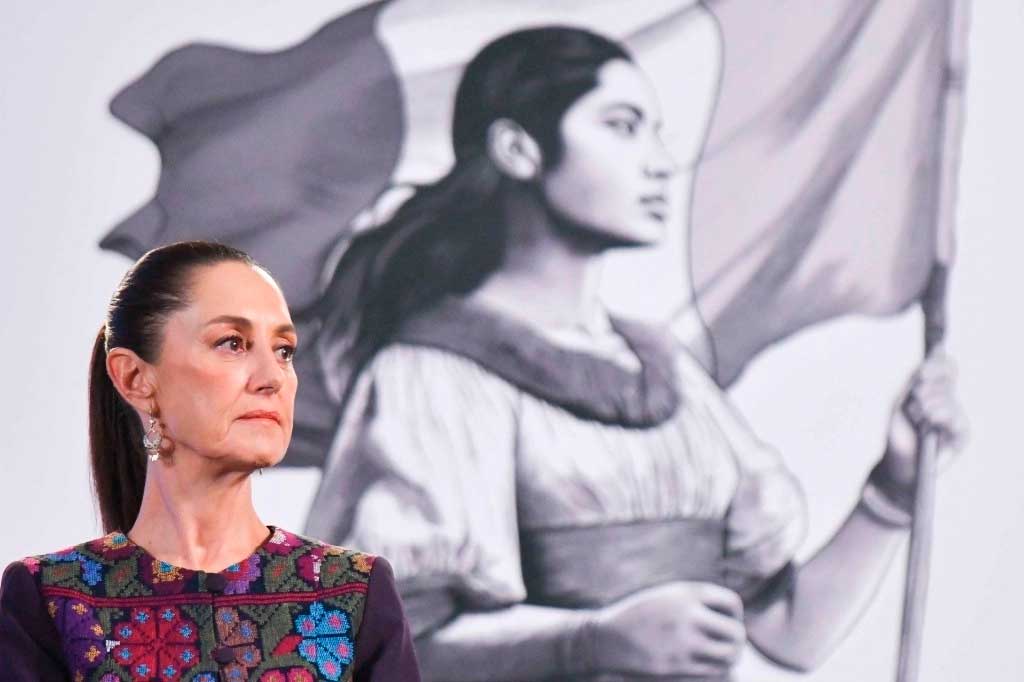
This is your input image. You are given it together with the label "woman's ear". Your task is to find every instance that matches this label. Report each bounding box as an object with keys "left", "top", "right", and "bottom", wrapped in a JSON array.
[
  {"left": 106, "top": 348, "right": 156, "bottom": 415},
  {"left": 486, "top": 118, "right": 543, "bottom": 181}
]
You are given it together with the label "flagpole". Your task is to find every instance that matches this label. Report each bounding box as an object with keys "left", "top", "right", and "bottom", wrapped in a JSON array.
[
  {"left": 893, "top": 0, "right": 970, "bottom": 674},
  {"left": 895, "top": 263, "right": 948, "bottom": 682}
]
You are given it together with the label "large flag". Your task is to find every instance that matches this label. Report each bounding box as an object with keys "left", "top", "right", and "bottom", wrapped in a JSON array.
[
  {"left": 691, "top": 0, "right": 967, "bottom": 384},
  {"left": 101, "top": 0, "right": 968, "bottom": 461}
]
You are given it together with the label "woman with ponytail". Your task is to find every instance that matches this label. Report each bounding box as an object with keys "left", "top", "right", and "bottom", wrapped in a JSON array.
[
  {"left": 304, "top": 27, "right": 967, "bottom": 680},
  {"left": 0, "top": 241, "right": 420, "bottom": 681}
]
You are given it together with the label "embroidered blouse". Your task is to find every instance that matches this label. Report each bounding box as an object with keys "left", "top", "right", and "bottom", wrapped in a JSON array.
[
  {"left": 0, "top": 527, "right": 420, "bottom": 682},
  {"left": 304, "top": 297, "right": 807, "bottom": 636}
]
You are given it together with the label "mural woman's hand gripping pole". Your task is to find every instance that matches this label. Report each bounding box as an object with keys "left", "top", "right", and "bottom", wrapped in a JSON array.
[{"left": 881, "top": 265, "right": 967, "bottom": 682}]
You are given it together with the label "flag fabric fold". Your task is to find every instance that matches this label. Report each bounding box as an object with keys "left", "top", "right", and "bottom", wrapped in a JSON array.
[
  {"left": 103, "top": 0, "right": 404, "bottom": 312},
  {"left": 691, "top": 0, "right": 966, "bottom": 384}
]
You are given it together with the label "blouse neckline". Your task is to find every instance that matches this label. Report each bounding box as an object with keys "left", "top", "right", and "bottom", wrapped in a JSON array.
[
  {"left": 392, "top": 296, "right": 682, "bottom": 428},
  {"left": 119, "top": 524, "right": 278, "bottom": 576}
]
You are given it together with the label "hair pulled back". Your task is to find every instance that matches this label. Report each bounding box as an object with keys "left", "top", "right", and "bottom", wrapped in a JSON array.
[
  {"left": 89, "top": 240, "right": 257, "bottom": 532},
  {"left": 311, "top": 27, "right": 631, "bottom": 400}
]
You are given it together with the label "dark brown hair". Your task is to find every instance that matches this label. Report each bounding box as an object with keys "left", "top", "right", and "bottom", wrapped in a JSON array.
[
  {"left": 309, "top": 27, "right": 632, "bottom": 401},
  {"left": 89, "top": 240, "right": 258, "bottom": 533}
]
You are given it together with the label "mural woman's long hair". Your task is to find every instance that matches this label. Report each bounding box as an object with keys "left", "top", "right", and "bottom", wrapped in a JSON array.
[{"left": 305, "top": 27, "right": 632, "bottom": 402}]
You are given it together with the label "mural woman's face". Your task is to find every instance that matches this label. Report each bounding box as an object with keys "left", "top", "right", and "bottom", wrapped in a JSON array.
[
  {"left": 541, "top": 58, "right": 677, "bottom": 246},
  {"left": 151, "top": 262, "right": 298, "bottom": 470}
]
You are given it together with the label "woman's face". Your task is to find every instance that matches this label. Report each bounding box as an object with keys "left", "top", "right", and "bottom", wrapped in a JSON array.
[
  {"left": 540, "top": 58, "right": 677, "bottom": 246},
  {"left": 150, "top": 261, "right": 298, "bottom": 470}
]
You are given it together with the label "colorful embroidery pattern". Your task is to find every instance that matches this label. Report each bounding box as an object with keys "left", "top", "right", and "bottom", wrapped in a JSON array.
[
  {"left": 294, "top": 602, "right": 355, "bottom": 681},
  {"left": 23, "top": 528, "right": 374, "bottom": 681},
  {"left": 48, "top": 597, "right": 106, "bottom": 676},
  {"left": 108, "top": 606, "right": 199, "bottom": 681},
  {"left": 260, "top": 669, "right": 316, "bottom": 682}
]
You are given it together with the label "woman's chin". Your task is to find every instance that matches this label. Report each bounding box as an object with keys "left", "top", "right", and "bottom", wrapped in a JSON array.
[
  {"left": 599, "top": 215, "right": 666, "bottom": 247},
  {"left": 607, "top": 229, "right": 663, "bottom": 249},
  {"left": 221, "top": 441, "right": 288, "bottom": 470}
]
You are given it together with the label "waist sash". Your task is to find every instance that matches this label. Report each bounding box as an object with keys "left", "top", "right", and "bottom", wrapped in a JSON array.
[{"left": 520, "top": 518, "right": 726, "bottom": 609}]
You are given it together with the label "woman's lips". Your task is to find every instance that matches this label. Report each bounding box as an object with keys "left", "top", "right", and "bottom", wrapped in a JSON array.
[
  {"left": 238, "top": 410, "right": 281, "bottom": 424},
  {"left": 640, "top": 195, "right": 669, "bottom": 220}
]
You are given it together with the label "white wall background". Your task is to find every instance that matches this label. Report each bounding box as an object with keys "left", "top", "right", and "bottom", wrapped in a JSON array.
[{"left": 1, "top": 2, "right": 1021, "bottom": 680}]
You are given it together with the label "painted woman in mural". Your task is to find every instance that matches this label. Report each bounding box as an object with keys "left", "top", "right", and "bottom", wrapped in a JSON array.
[{"left": 302, "top": 27, "right": 965, "bottom": 680}]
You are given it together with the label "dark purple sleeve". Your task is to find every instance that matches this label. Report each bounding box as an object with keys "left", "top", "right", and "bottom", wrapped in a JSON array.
[
  {"left": 352, "top": 557, "right": 422, "bottom": 682},
  {"left": 0, "top": 562, "right": 69, "bottom": 681}
]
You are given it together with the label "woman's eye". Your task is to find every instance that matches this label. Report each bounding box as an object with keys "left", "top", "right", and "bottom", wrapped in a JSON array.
[
  {"left": 276, "top": 345, "right": 296, "bottom": 363},
  {"left": 216, "top": 335, "right": 246, "bottom": 353},
  {"left": 607, "top": 118, "right": 639, "bottom": 136}
]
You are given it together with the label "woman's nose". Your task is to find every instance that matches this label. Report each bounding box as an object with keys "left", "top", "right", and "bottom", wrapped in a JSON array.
[
  {"left": 644, "top": 141, "right": 679, "bottom": 180},
  {"left": 250, "top": 347, "right": 284, "bottom": 394}
]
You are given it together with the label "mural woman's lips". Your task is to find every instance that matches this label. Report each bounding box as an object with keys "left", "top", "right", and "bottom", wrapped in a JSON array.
[
  {"left": 640, "top": 194, "right": 669, "bottom": 221},
  {"left": 639, "top": 194, "right": 668, "bottom": 207}
]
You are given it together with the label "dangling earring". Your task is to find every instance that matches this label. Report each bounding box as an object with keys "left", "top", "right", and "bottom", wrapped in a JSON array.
[{"left": 142, "top": 414, "right": 162, "bottom": 462}]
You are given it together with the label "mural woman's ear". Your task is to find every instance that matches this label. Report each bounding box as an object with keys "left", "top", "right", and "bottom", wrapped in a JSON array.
[{"left": 485, "top": 118, "right": 543, "bottom": 181}]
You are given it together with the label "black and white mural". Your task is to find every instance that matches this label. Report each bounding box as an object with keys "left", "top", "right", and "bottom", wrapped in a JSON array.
[{"left": 3, "top": 1, "right": 1022, "bottom": 680}]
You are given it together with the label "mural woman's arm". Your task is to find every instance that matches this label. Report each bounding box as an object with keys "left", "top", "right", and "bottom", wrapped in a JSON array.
[{"left": 746, "top": 350, "right": 967, "bottom": 670}]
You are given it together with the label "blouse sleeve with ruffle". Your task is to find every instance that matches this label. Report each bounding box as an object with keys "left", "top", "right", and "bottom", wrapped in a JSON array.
[
  {"left": 674, "top": 347, "right": 808, "bottom": 608},
  {"left": 305, "top": 344, "right": 523, "bottom": 636}
]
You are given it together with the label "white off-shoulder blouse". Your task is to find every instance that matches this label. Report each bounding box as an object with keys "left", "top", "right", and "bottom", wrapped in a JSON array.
[{"left": 305, "top": 298, "right": 806, "bottom": 631}]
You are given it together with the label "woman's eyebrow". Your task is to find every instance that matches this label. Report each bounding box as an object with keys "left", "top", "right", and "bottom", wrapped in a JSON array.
[
  {"left": 204, "top": 314, "right": 251, "bottom": 329},
  {"left": 601, "top": 102, "right": 644, "bottom": 120},
  {"left": 203, "top": 315, "right": 296, "bottom": 336}
]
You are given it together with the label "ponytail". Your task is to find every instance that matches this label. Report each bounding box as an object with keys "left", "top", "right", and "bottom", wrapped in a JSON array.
[
  {"left": 311, "top": 154, "right": 506, "bottom": 401},
  {"left": 90, "top": 240, "right": 261, "bottom": 533},
  {"left": 89, "top": 327, "right": 146, "bottom": 533}
]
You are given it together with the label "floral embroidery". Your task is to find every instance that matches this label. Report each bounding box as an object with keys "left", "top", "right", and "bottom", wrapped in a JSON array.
[
  {"left": 81, "top": 559, "right": 104, "bottom": 587},
  {"left": 109, "top": 607, "right": 199, "bottom": 681},
  {"left": 351, "top": 553, "right": 374, "bottom": 574},
  {"left": 139, "top": 558, "right": 188, "bottom": 596},
  {"left": 272, "top": 634, "right": 302, "bottom": 656},
  {"left": 106, "top": 533, "right": 130, "bottom": 550},
  {"left": 49, "top": 597, "right": 107, "bottom": 676},
  {"left": 320, "top": 557, "right": 346, "bottom": 586},
  {"left": 296, "top": 550, "right": 322, "bottom": 586},
  {"left": 259, "top": 668, "right": 315, "bottom": 682},
  {"left": 214, "top": 607, "right": 263, "bottom": 675},
  {"left": 265, "top": 528, "right": 304, "bottom": 556},
  {"left": 293, "top": 601, "right": 355, "bottom": 681},
  {"left": 150, "top": 561, "right": 182, "bottom": 584},
  {"left": 89, "top": 532, "right": 136, "bottom": 560},
  {"left": 44, "top": 548, "right": 83, "bottom": 562},
  {"left": 27, "top": 529, "right": 373, "bottom": 681},
  {"left": 223, "top": 554, "right": 261, "bottom": 594},
  {"left": 222, "top": 663, "right": 250, "bottom": 682}
]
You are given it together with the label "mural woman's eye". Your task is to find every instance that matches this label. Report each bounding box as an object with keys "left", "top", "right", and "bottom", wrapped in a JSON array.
[{"left": 606, "top": 118, "right": 639, "bottom": 136}]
